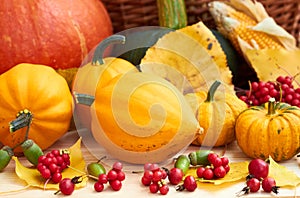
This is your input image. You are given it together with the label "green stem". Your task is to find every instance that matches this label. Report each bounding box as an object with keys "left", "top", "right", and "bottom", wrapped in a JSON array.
[
  {"left": 9, "top": 109, "right": 33, "bottom": 149},
  {"left": 92, "top": 35, "right": 126, "bottom": 65},
  {"left": 267, "top": 98, "right": 276, "bottom": 115},
  {"left": 73, "top": 92, "right": 95, "bottom": 106},
  {"left": 205, "top": 80, "right": 221, "bottom": 102}
]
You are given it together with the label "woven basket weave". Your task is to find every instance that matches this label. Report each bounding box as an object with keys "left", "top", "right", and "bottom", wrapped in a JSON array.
[{"left": 101, "top": 0, "right": 300, "bottom": 46}]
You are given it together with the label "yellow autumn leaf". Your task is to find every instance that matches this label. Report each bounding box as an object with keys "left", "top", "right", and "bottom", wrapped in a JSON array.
[
  {"left": 13, "top": 138, "right": 87, "bottom": 190},
  {"left": 268, "top": 157, "right": 300, "bottom": 187},
  {"left": 245, "top": 48, "right": 300, "bottom": 87},
  {"left": 186, "top": 161, "right": 249, "bottom": 185}
]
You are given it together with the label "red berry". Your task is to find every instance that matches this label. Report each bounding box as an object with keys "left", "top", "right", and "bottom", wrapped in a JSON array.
[
  {"left": 144, "top": 163, "right": 152, "bottom": 171},
  {"left": 202, "top": 168, "right": 214, "bottom": 180},
  {"left": 248, "top": 159, "right": 269, "bottom": 180},
  {"left": 43, "top": 157, "right": 52, "bottom": 166},
  {"left": 159, "top": 184, "right": 169, "bottom": 195},
  {"left": 214, "top": 166, "right": 227, "bottom": 178},
  {"left": 59, "top": 178, "right": 75, "bottom": 195},
  {"left": 149, "top": 163, "right": 160, "bottom": 172},
  {"left": 183, "top": 175, "right": 197, "bottom": 192},
  {"left": 212, "top": 157, "right": 223, "bottom": 168},
  {"left": 196, "top": 167, "right": 206, "bottom": 178},
  {"left": 38, "top": 155, "right": 46, "bottom": 164},
  {"left": 221, "top": 157, "right": 229, "bottom": 166},
  {"left": 107, "top": 169, "right": 118, "bottom": 181},
  {"left": 52, "top": 172, "right": 62, "bottom": 184},
  {"left": 48, "top": 163, "right": 58, "bottom": 173},
  {"left": 98, "top": 173, "right": 108, "bottom": 184},
  {"left": 246, "top": 178, "right": 260, "bottom": 192},
  {"left": 168, "top": 167, "right": 183, "bottom": 185},
  {"left": 160, "top": 168, "right": 168, "bottom": 179},
  {"left": 94, "top": 182, "right": 104, "bottom": 192},
  {"left": 141, "top": 176, "right": 151, "bottom": 186},
  {"left": 109, "top": 179, "right": 122, "bottom": 191},
  {"left": 262, "top": 177, "right": 279, "bottom": 193},
  {"left": 149, "top": 183, "right": 159, "bottom": 193},
  {"left": 152, "top": 170, "right": 163, "bottom": 183},
  {"left": 55, "top": 155, "right": 63, "bottom": 165},
  {"left": 41, "top": 168, "right": 51, "bottom": 179},
  {"left": 112, "top": 161, "right": 123, "bottom": 172},
  {"left": 51, "top": 149, "right": 60, "bottom": 156},
  {"left": 117, "top": 171, "right": 126, "bottom": 181},
  {"left": 207, "top": 153, "right": 218, "bottom": 164},
  {"left": 223, "top": 164, "right": 230, "bottom": 173},
  {"left": 143, "top": 170, "right": 153, "bottom": 181}
]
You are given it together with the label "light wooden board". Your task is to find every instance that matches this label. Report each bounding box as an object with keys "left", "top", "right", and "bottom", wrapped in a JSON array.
[{"left": 0, "top": 131, "right": 299, "bottom": 198}]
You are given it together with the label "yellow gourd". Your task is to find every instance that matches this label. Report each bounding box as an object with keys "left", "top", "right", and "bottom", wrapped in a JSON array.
[
  {"left": 72, "top": 35, "right": 138, "bottom": 131},
  {"left": 185, "top": 80, "right": 247, "bottom": 147},
  {"left": 90, "top": 71, "right": 201, "bottom": 164}
]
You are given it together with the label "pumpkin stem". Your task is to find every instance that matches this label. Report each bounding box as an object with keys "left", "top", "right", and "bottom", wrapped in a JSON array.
[
  {"left": 205, "top": 80, "right": 221, "bottom": 102},
  {"left": 267, "top": 97, "right": 276, "bottom": 115},
  {"left": 92, "top": 35, "right": 126, "bottom": 65},
  {"left": 73, "top": 92, "right": 95, "bottom": 106},
  {"left": 9, "top": 109, "right": 33, "bottom": 133}
]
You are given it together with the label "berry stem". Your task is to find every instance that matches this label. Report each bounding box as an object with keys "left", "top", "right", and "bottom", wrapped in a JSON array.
[{"left": 67, "top": 165, "right": 98, "bottom": 180}]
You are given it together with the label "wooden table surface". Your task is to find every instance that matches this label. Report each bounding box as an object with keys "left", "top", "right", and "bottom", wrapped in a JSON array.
[{"left": 1, "top": 130, "right": 299, "bottom": 198}]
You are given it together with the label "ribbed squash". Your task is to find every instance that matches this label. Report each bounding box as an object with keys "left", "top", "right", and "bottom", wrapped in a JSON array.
[
  {"left": 0, "top": 63, "right": 73, "bottom": 153},
  {"left": 157, "top": 0, "right": 187, "bottom": 29},
  {"left": 235, "top": 98, "right": 300, "bottom": 161},
  {"left": 186, "top": 80, "right": 247, "bottom": 147},
  {"left": 72, "top": 35, "right": 138, "bottom": 131},
  {"left": 90, "top": 71, "right": 201, "bottom": 164}
]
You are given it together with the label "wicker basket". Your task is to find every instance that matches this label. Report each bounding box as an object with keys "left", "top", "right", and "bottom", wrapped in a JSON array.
[{"left": 102, "top": 0, "right": 300, "bottom": 46}]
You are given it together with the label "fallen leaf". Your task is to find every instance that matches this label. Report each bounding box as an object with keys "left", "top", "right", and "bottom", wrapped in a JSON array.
[
  {"left": 13, "top": 138, "right": 87, "bottom": 190},
  {"left": 268, "top": 157, "right": 300, "bottom": 187},
  {"left": 186, "top": 161, "right": 249, "bottom": 185},
  {"left": 245, "top": 48, "right": 300, "bottom": 87}
]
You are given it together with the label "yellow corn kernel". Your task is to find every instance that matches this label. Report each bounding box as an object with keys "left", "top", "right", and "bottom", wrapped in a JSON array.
[
  {"left": 209, "top": 2, "right": 284, "bottom": 54},
  {"left": 225, "top": 11, "right": 284, "bottom": 53}
]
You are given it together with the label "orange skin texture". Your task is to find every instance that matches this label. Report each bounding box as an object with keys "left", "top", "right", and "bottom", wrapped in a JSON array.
[{"left": 0, "top": 0, "right": 113, "bottom": 73}]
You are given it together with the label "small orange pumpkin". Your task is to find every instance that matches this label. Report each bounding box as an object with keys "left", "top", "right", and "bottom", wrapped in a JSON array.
[
  {"left": 0, "top": 63, "right": 73, "bottom": 153},
  {"left": 235, "top": 98, "right": 300, "bottom": 161}
]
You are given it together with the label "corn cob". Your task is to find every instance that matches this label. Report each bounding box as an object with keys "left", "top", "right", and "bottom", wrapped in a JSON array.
[{"left": 208, "top": 1, "right": 284, "bottom": 54}]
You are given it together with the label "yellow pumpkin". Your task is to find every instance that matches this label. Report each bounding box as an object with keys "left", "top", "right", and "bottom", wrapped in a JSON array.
[
  {"left": 0, "top": 63, "right": 73, "bottom": 153},
  {"left": 185, "top": 80, "right": 247, "bottom": 147},
  {"left": 72, "top": 35, "right": 138, "bottom": 131},
  {"left": 235, "top": 98, "right": 300, "bottom": 161},
  {"left": 90, "top": 71, "right": 201, "bottom": 164}
]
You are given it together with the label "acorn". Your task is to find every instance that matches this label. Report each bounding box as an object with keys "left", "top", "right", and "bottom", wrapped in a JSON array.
[
  {"left": 87, "top": 161, "right": 106, "bottom": 179},
  {"left": 21, "top": 139, "right": 43, "bottom": 166},
  {"left": 0, "top": 146, "right": 14, "bottom": 171}
]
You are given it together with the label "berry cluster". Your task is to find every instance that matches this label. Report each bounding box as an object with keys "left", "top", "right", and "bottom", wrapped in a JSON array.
[
  {"left": 94, "top": 161, "right": 125, "bottom": 192},
  {"left": 239, "top": 159, "right": 279, "bottom": 195},
  {"left": 238, "top": 75, "right": 300, "bottom": 107},
  {"left": 196, "top": 153, "right": 230, "bottom": 180},
  {"left": 37, "top": 149, "right": 70, "bottom": 183},
  {"left": 141, "top": 163, "right": 169, "bottom": 195}
]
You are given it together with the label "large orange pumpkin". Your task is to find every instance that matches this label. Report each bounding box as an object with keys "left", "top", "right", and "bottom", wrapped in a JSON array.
[{"left": 0, "top": 0, "right": 113, "bottom": 85}]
